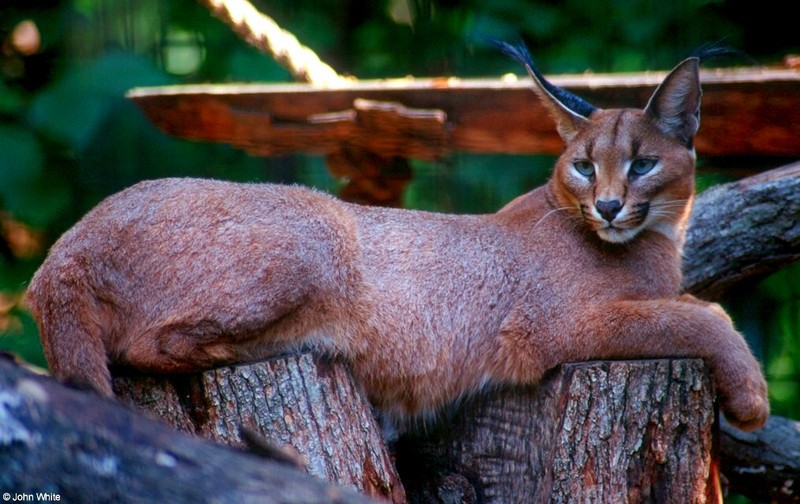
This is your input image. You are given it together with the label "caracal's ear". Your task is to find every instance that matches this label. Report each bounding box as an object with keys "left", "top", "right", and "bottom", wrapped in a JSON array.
[
  {"left": 493, "top": 40, "right": 597, "bottom": 142},
  {"left": 644, "top": 57, "right": 701, "bottom": 148}
]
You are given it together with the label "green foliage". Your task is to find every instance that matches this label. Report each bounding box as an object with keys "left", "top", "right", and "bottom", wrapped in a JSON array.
[
  {"left": 752, "top": 264, "right": 800, "bottom": 419},
  {"left": 0, "top": 1, "right": 798, "bottom": 453},
  {"left": 0, "top": 125, "right": 47, "bottom": 225},
  {"left": 28, "top": 52, "right": 170, "bottom": 148},
  {"left": 406, "top": 154, "right": 554, "bottom": 213},
  {"left": 0, "top": 304, "right": 46, "bottom": 368}
]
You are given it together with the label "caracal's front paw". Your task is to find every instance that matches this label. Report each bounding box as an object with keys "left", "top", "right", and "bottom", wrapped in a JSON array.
[{"left": 719, "top": 366, "right": 769, "bottom": 432}]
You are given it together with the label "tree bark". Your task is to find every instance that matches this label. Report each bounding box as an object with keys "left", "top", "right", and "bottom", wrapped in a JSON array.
[
  {"left": 684, "top": 161, "right": 800, "bottom": 299},
  {"left": 0, "top": 356, "right": 376, "bottom": 504},
  {"left": 113, "top": 353, "right": 407, "bottom": 504},
  {"left": 394, "top": 359, "right": 720, "bottom": 504},
  {"left": 721, "top": 415, "right": 800, "bottom": 502}
]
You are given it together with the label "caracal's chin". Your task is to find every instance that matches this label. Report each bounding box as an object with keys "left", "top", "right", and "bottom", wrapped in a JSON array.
[{"left": 596, "top": 225, "right": 642, "bottom": 244}]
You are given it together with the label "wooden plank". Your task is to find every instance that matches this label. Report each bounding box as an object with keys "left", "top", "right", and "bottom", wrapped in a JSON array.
[{"left": 128, "top": 68, "right": 800, "bottom": 158}]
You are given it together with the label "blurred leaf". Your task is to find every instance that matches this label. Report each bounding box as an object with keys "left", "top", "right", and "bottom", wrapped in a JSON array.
[
  {"left": 0, "top": 125, "right": 42, "bottom": 184},
  {"left": 288, "top": 8, "right": 339, "bottom": 56},
  {"left": 695, "top": 171, "right": 735, "bottom": 193},
  {"left": 0, "top": 259, "right": 40, "bottom": 291},
  {"left": 73, "top": 0, "right": 101, "bottom": 17},
  {"left": 15, "top": 176, "right": 72, "bottom": 229},
  {"left": 226, "top": 46, "right": 291, "bottom": 82},
  {"left": 0, "top": 125, "right": 44, "bottom": 220},
  {"left": 759, "top": 262, "right": 800, "bottom": 301},
  {"left": 405, "top": 154, "right": 553, "bottom": 213},
  {"left": 161, "top": 27, "right": 206, "bottom": 76},
  {"left": 28, "top": 51, "right": 172, "bottom": 150},
  {"left": 28, "top": 87, "right": 107, "bottom": 150},
  {"left": 0, "top": 307, "right": 47, "bottom": 369},
  {"left": 0, "top": 124, "right": 72, "bottom": 227},
  {"left": 0, "top": 81, "right": 24, "bottom": 115}
]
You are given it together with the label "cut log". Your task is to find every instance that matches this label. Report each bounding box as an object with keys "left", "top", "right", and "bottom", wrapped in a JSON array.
[
  {"left": 113, "top": 353, "right": 407, "bottom": 504},
  {"left": 0, "top": 356, "right": 376, "bottom": 504},
  {"left": 684, "top": 161, "right": 800, "bottom": 299},
  {"left": 394, "top": 359, "right": 720, "bottom": 504}
]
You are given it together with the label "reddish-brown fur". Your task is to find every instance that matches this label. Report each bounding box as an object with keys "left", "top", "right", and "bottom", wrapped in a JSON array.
[{"left": 26, "top": 57, "right": 768, "bottom": 431}]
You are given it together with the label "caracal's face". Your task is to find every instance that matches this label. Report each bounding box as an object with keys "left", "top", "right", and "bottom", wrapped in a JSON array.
[{"left": 552, "top": 108, "right": 696, "bottom": 244}]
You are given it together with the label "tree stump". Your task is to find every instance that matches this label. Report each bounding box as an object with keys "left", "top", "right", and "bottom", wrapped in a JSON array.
[
  {"left": 395, "top": 359, "right": 720, "bottom": 504},
  {"left": 113, "top": 353, "right": 407, "bottom": 503},
  {"left": 114, "top": 356, "right": 720, "bottom": 503}
]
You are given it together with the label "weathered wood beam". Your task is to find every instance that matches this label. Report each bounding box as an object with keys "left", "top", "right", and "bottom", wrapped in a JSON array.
[{"left": 128, "top": 68, "right": 800, "bottom": 158}]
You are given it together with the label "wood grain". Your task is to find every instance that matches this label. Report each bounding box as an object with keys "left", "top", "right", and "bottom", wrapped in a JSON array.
[
  {"left": 113, "top": 354, "right": 406, "bottom": 503},
  {"left": 128, "top": 68, "right": 800, "bottom": 158},
  {"left": 396, "top": 359, "right": 719, "bottom": 503}
]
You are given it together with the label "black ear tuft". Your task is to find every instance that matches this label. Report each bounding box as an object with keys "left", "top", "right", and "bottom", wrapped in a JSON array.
[
  {"left": 690, "top": 41, "right": 757, "bottom": 66},
  {"left": 487, "top": 38, "right": 597, "bottom": 119}
]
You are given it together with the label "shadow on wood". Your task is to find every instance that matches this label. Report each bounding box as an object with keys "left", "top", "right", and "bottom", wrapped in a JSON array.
[{"left": 721, "top": 415, "right": 800, "bottom": 502}]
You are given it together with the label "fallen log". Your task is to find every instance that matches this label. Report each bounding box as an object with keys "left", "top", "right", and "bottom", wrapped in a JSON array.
[
  {"left": 0, "top": 355, "right": 376, "bottom": 504},
  {"left": 721, "top": 415, "right": 800, "bottom": 502},
  {"left": 684, "top": 161, "right": 800, "bottom": 299}
]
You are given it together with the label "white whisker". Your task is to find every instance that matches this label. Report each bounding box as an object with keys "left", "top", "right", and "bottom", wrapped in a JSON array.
[{"left": 532, "top": 206, "right": 578, "bottom": 231}]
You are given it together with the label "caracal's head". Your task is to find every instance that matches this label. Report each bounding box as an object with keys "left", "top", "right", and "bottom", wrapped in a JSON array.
[{"left": 502, "top": 43, "right": 700, "bottom": 245}]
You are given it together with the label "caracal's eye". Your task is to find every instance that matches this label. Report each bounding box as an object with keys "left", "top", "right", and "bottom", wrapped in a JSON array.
[
  {"left": 629, "top": 158, "right": 658, "bottom": 177},
  {"left": 573, "top": 160, "right": 595, "bottom": 178}
]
